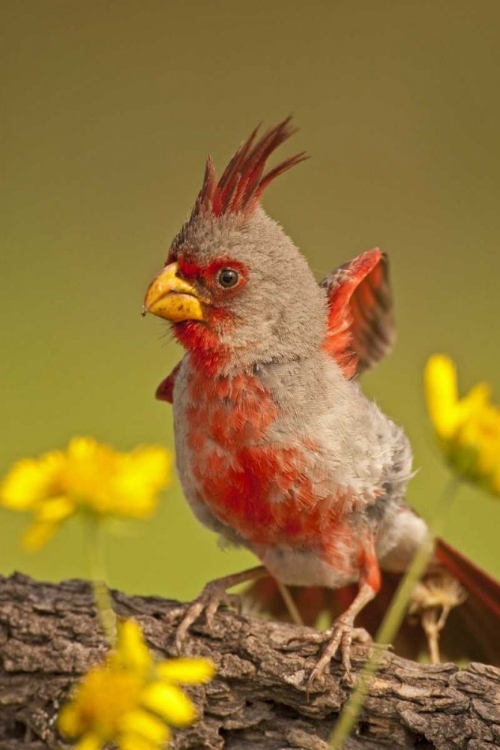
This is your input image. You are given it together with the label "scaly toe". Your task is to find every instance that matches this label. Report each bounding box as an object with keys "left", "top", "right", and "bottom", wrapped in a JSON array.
[
  {"left": 350, "top": 627, "right": 372, "bottom": 645},
  {"left": 175, "top": 583, "right": 240, "bottom": 652},
  {"left": 304, "top": 616, "right": 359, "bottom": 695},
  {"left": 175, "top": 599, "right": 205, "bottom": 653},
  {"left": 284, "top": 629, "right": 326, "bottom": 651},
  {"left": 205, "top": 588, "right": 235, "bottom": 628}
]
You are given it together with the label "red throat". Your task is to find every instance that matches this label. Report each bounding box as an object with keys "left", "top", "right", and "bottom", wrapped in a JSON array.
[
  {"left": 170, "top": 257, "right": 250, "bottom": 375},
  {"left": 173, "top": 320, "right": 233, "bottom": 375}
]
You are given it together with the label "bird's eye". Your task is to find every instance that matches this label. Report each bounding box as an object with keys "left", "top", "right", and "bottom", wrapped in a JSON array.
[{"left": 217, "top": 268, "right": 239, "bottom": 288}]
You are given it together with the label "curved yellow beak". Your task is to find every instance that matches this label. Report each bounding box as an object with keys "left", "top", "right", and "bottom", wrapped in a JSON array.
[{"left": 142, "top": 262, "right": 205, "bottom": 322}]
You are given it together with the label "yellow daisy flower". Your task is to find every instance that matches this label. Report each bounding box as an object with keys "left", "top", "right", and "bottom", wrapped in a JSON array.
[
  {"left": 58, "top": 620, "right": 215, "bottom": 750},
  {"left": 425, "top": 355, "right": 500, "bottom": 495},
  {"left": 0, "top": 437, "right": 172, "bottom": 550}
]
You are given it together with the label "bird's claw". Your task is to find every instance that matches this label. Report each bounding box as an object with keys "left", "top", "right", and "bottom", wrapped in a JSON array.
[
  {"left": 175, "top": 580, "right": 240, "bottom": 653},
  {"left": 285, "top": 614, "right": 371, "bottom": 696},
  {"left": 173, "top": 566, "right": 266, "bottom": 653},
  {"left": 306, "top": 619, "right": 371, "bottom": 694}
]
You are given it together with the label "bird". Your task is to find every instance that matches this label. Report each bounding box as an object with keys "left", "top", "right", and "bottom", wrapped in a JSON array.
[{"left": 143, "top": 118, "right": 500, "bottom": 688}]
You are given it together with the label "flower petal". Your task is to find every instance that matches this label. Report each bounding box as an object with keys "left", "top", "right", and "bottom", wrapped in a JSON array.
[
  {"left": 157, "top": 657, "right": 215, "bottom": 684},
  {"left": 74, "top": 734, "right": 103, "bottom": 750},
  {"left": 116, "top": 620, "right": 152, "bottom": 672},
  {"left": 0, "top": 452, "right": 66, "bottom": 510},
  {"left": 119, "top": 708, "right": 169, "bottom": 743},
  {"left": 425, "top": 354, "right": 500, "bottom": 498},
  {"left": 37, "top": 495, "right": 76, "bottom": 521},
  {"left": 141, "top": 682, "right": 197, "bottom": 727},
  {"left": 118, "top": 730, "right": 167, "bottom": 750},
  {"left": 425, "top": 355, "right": 459, "bottom": 439},
  {"left": 58, "top": 702, "right": 84, "bottom": 738},
  {"left": 109, "top": 447, "right": 172, "bottom": 519},
  {"left": 67, "top": 436, "right": 101, "bottom": 461},
  {"left": 22, "top": 519, "right": 61, "bottom": 551}
]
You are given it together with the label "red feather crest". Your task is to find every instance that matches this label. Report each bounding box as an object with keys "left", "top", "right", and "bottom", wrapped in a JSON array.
[{"left": 191, "top": 117, "right": 307, "bottom": 220}]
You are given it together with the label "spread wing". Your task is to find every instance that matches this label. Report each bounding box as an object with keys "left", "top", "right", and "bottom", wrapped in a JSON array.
[
  {"left": 320, "top": 248, "right": 395, "bottom": 378},
  {"left": 155, "top": 361, "right": 182, "bottom": 403}
]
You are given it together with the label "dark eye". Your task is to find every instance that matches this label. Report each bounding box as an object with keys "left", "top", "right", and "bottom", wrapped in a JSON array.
[{"left": 218, "top": 268, "right": 239, "bottom": 288}]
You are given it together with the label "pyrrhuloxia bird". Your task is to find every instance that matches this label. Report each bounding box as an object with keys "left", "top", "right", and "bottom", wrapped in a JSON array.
[{"left": 143, "top": 119, "right": 500, "bottom": 685}]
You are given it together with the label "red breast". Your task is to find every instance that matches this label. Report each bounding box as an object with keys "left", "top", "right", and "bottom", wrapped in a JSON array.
[{"left": 184, "top": 367, "right": 350, "bottom": 549}]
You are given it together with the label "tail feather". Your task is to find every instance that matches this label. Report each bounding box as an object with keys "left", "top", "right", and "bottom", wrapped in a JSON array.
[
  {"left": 435, "top": 538, "right": 500, "bottom": 618},
  {"left": 244, "top": 539, "right": 500, "bottom": 666},
  {"left": 435, "top": 538, "right": 500, "bottom": 666}
]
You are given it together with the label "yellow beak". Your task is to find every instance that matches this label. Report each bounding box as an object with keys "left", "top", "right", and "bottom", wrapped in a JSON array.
[{"left": 142, "top": 262, "right": 205, "bottom": 322}]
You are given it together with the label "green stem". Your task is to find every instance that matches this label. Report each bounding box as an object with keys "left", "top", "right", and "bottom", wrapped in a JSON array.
[
  {"left": 86, "top": 517, "right": 117, "bottom": 647},
  {"left": 329, "top": 478, "right": 460, "bottom": 749}
]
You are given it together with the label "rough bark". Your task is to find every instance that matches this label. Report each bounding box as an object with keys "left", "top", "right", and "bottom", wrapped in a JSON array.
[{"left": 0, "top": 573, "right": 499, "bottom": 750}]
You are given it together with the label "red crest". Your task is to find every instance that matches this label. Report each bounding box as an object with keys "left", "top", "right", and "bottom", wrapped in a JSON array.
[{"left": 191, "top": 117, "right": 307, "bottom": 220}]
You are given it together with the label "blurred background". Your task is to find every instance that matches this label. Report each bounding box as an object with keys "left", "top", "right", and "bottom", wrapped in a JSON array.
[{"left": 2, "top": 1, "right": 500, "bottom": 600}]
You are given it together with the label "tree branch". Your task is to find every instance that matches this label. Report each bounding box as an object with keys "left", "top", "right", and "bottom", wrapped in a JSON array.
[{"left": 0, "top": 573, "right": 499, "bottom": 749}]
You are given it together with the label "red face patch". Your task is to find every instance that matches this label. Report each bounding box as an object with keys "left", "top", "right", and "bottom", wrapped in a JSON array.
[
  {"left": 177, "top": 256, "right": 248, "bottom": 296},
  {"left": 167, "top": 256, "right": 249, "bottom": 373}
]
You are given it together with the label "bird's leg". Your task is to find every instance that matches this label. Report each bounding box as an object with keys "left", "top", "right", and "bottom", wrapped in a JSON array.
[
  {"left": 175, "top": 565, "right": 267, "bottom": 653},
  {"left": 286, "top": 550, "right": 380, "bottom": 693},
  {"left": 305, "top": 580, "right": 376, "bottom": 692},
  {"left": 276, "top": 580, "right": 305, "bottom": 626}
]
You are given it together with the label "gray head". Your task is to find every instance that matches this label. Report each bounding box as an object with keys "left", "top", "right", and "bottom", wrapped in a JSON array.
[{"left": 144, "top": 119, "right": 327, "bottom": 373}]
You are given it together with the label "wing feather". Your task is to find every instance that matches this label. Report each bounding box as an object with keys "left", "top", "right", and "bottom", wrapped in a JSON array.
[
  {"left": 155, "top": 361, "right": 182, "bottom": 404},
  {"left": 320, "top": 249, "right": 395, "bottom": 378}
]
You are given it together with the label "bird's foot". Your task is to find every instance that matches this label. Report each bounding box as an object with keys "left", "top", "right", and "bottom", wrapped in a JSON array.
[
  {"left": 288, "top": 614, "right": 371, "bottom": 694},
  {"left": 175, "top": 579, "right": 239, "bottom": 653},
  {"left": 174, "top": 566, "right": 267, "bottom": 653},
  {"left": 308, "top": 618, "right": 371, "bottom": 691}
]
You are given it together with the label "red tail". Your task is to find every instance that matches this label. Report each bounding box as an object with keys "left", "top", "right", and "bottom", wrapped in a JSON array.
[
  {"left": 245, "top": 539, "right": 500, "bottom": 665},
  {"left": 434, "top": 538, "right": 500, "bottom": 665}
]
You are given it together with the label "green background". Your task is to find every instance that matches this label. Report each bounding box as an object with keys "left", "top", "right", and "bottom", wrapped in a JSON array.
[{"left": 2, "top": 1, "right": 500, "bottom": 601}]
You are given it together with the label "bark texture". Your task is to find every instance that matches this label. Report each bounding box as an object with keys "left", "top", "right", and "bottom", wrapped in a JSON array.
[{"left": 0, "top": 573, "right": 499, "bottom": 750}]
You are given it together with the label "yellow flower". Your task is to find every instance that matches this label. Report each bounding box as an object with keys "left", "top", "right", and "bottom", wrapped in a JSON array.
[
  {"left": 425, "top": 355, "right": 500, "bottom": 495},
  {"left": 0, "top": 437, "right": 172, "bottom": 550},
  {"left": 58, "top": 620, "right": 215, "bottom": 750}
]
